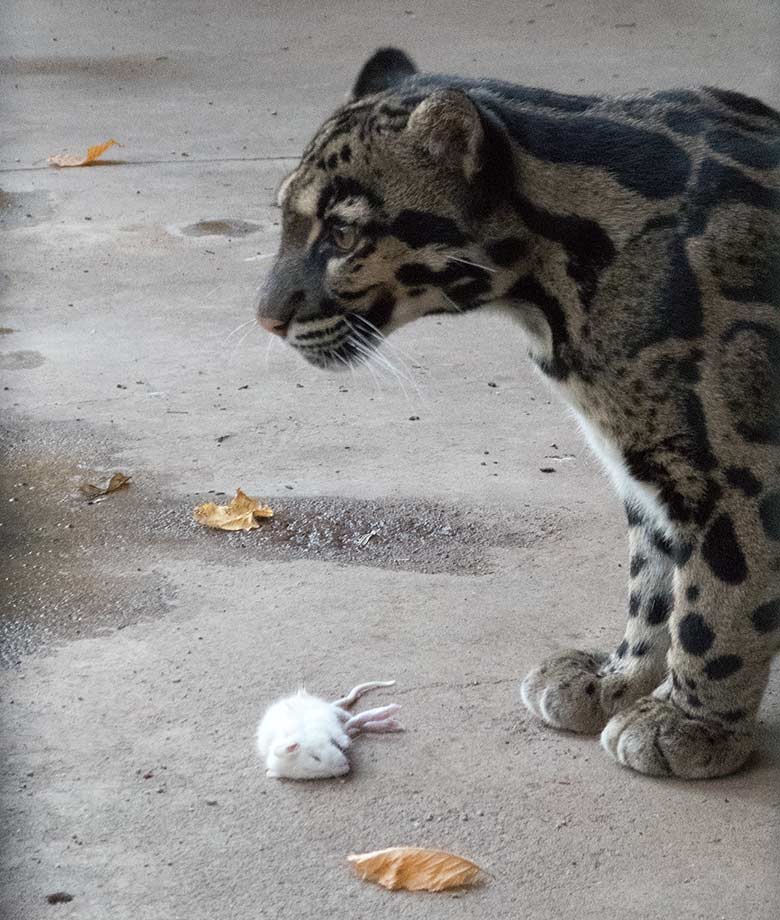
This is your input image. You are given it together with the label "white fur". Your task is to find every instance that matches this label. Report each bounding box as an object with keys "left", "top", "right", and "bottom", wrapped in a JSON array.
[
  {"left": 571, "top": 408, "right": 671, "bottom": 533},
  {"left": 256, "top": 690, "right": 351, "bottom": 780},
  {"left": 276, "top": 169, "right": 297, "bottom": 207},
  {"left": 256, "top": 681, "right": 402, "bottom": 780},
  {"left": 294, "top": 179, "right": 321, "bottom": 217},
  {"left": 498, "top": 300, "right": 671, "bottom": 532},
  {"left": 330, "top": 198, "right": 373, "bottom": 224}
]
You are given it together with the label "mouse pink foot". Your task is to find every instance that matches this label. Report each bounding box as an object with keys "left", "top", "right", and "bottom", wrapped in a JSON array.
[{"left": 345, "top": 703, "right": 401, "bottom": 736}]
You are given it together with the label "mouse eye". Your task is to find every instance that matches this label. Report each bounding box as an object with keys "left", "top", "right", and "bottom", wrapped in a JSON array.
[{"left": 311, "top": 754, "right": 321, "bottom": 762}]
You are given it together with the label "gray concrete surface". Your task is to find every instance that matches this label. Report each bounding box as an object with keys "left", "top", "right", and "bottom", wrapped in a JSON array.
[{"left": 1, "top": 1, "right": 779, "bottom": 918}]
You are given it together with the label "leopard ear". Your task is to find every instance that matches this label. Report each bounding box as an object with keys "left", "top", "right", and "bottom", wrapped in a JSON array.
[
  {"left": 407, "top": 89, "right": 484, "bottom": 180},
  {"left": 351, "top": 47, "right": 417, "bottom": 100}
]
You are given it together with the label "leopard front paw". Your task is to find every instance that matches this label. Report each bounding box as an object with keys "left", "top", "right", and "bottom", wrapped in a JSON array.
[
  {"left": 600, "top": 697, "right": 754, "bottom": 778},
  {"left": 520, "top": 649, "right": 647, "bottom": 734}
]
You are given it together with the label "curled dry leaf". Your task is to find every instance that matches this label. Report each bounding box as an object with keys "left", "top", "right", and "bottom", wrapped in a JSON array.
[
  {"left": 348, "top": 847, "right": 482, "bottom": 892},
  {"left": 193, "top": 488, "right": 273, "bottom": 532},
  {"left": 79, "top": 472, "right": 131, "bottom": 499},
  {"left": 48, "top": 139, "right": 121, "bottom": 168}
]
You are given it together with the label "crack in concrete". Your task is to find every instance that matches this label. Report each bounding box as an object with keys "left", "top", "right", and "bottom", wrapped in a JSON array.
[
  {"left": 0, "top": 155, "right": 299, "bottom": 174},
  {"left": 392, "top": 677, "right": 519, "bottom": 696}
]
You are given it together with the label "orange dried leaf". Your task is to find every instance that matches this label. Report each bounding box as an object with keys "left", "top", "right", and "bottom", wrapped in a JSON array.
[
  {"left": 48, "top": 139, "right": 121, "bottom": 168},
  {"left": 348, "top": 847, "right": 482, "bottom": 892},
  {"left": 193, "top": 488, "right": 273, "bottom": 532},
  {"left": 79, "top": 471, "right": 131, "bottom": 499}
]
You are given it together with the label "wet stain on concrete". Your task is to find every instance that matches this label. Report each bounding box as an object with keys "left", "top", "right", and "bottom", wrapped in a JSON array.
[
  {"left": 0, "top": 424, "right": 177, "bottom": 667},
  {"left": 0, "top": 350, "right": 45, "bottom": 369},
  {"left": 0, "top": 421, "right": 561, "bottom": 667},
  {"left": 180, "top": 219, "right": 261, "bottom": 238},
  {"left": 0, "top": 189, "right": 53, "bottom": 230},
  {"left": 171, "top": 494, "right": 558, "bottom": 575}
]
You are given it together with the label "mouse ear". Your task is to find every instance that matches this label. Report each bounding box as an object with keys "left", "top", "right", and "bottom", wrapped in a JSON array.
[{"left": 273, "top": 740, "right": 300, "bottom": 757}]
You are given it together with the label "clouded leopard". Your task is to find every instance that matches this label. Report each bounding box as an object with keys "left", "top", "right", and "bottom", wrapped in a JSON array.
[{"left": 256, "top": 48, "right": 780, "bottom": 779}]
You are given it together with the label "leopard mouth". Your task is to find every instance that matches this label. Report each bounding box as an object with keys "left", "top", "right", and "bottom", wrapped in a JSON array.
[{"left": 289, "top": 313, "right": 383, "bottom": 369}]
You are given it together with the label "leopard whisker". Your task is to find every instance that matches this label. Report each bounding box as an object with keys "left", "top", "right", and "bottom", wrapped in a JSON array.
[
  {"left": 351, "top": 329, "right": 412, "bottom": 386},
  {"left": 352, "top": 314, "right": 425, "bottom": 372},
  {"left": 225, "top": 318, "right": 256, "bottom": 344},
  {"left": 354, "top": 349, "right": 384, "bottom": 395},
  {"left": 349, "top": 335, "right": 401, "bottom": 392},
  {"left": 352, "top": 324, "right": 429, "bottom": 406},
  {"left": 441, "top": 291, "right": 465, "bottom": 315},
  {"left": 447, "top": 254, "right": 497, "bottom": 274},
  {"left": 332, "top": 349, "right": 351, "bottom": 371},
  {"left": 234, "top": 322, "right": 262, "bottom": 349},
  {"left": 350, "top": 331, "right": 417, "bottom": 404},
  {"left": 365, "top": 332, "right": 427, "bottom": 404},
  {"left": 264, "top": 331, "right": 280, "bottom": 370},
  {"left": 349, "top": 317, "right": 416, "bottom": 382}
]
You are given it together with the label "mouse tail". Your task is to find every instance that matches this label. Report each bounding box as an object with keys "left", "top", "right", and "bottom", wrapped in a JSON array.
[{"left": 333, "top": 680, "right": 396, "bottom": 709}]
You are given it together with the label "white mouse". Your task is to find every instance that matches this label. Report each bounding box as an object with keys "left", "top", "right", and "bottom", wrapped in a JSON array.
[{"left": 256, "top": 680, "right": 403, "bottom": 780}]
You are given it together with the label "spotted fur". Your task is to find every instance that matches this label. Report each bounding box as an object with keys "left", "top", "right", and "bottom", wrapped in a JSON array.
[{"left": 257, "top": 49, "right": 780, "bottom": 779}]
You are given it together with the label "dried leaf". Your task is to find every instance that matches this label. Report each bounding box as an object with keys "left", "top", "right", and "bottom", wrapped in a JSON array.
[
  {"left": 348, "top": 847, "right": 482, "bottom": 892},
  {"left": 48, "top": 139, "right": 121, "bottom": 168},
  {"left": 79, "top": 472, "right": 131, "bottom": 499},
  {"left": 193, "top": 488, "right": 273, "bottom": 532}
]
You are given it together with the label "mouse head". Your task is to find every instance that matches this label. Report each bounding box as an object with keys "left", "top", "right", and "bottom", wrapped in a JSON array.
[{"left": 266, "top": 736, "right": 350, "bottom": 780}]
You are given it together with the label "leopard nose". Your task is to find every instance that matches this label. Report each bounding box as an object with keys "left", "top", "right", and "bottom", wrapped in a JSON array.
[{"left": 259, "top": 317, "right": 289, "bottom": 337}]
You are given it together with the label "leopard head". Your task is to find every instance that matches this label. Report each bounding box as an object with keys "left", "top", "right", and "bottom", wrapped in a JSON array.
[{"left": 256, "top": 48, "right": 518, "bottom": 368}]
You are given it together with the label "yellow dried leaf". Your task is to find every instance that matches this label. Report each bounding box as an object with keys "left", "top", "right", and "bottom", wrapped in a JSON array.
[
  {"left": 48, "top": 139, "right": 121, "bottom": 168},
  {"left": 348, "top": 847, "right": 482, "bottom": 892},
  {"left": 79, "top": 471, "right": 131, "bottom": 499},
  {"left": 193, "top": 488, "right": 273, "bottom": 532}
]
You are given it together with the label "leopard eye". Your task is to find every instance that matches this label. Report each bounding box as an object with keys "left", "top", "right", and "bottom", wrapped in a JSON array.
[{"left": 330, "top": 223, "right": 358, "bottom": 252}]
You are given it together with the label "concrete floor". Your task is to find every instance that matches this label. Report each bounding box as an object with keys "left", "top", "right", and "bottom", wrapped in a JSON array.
[{"left": 1, "top": 1, "right": 779, "bottom": 917}]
